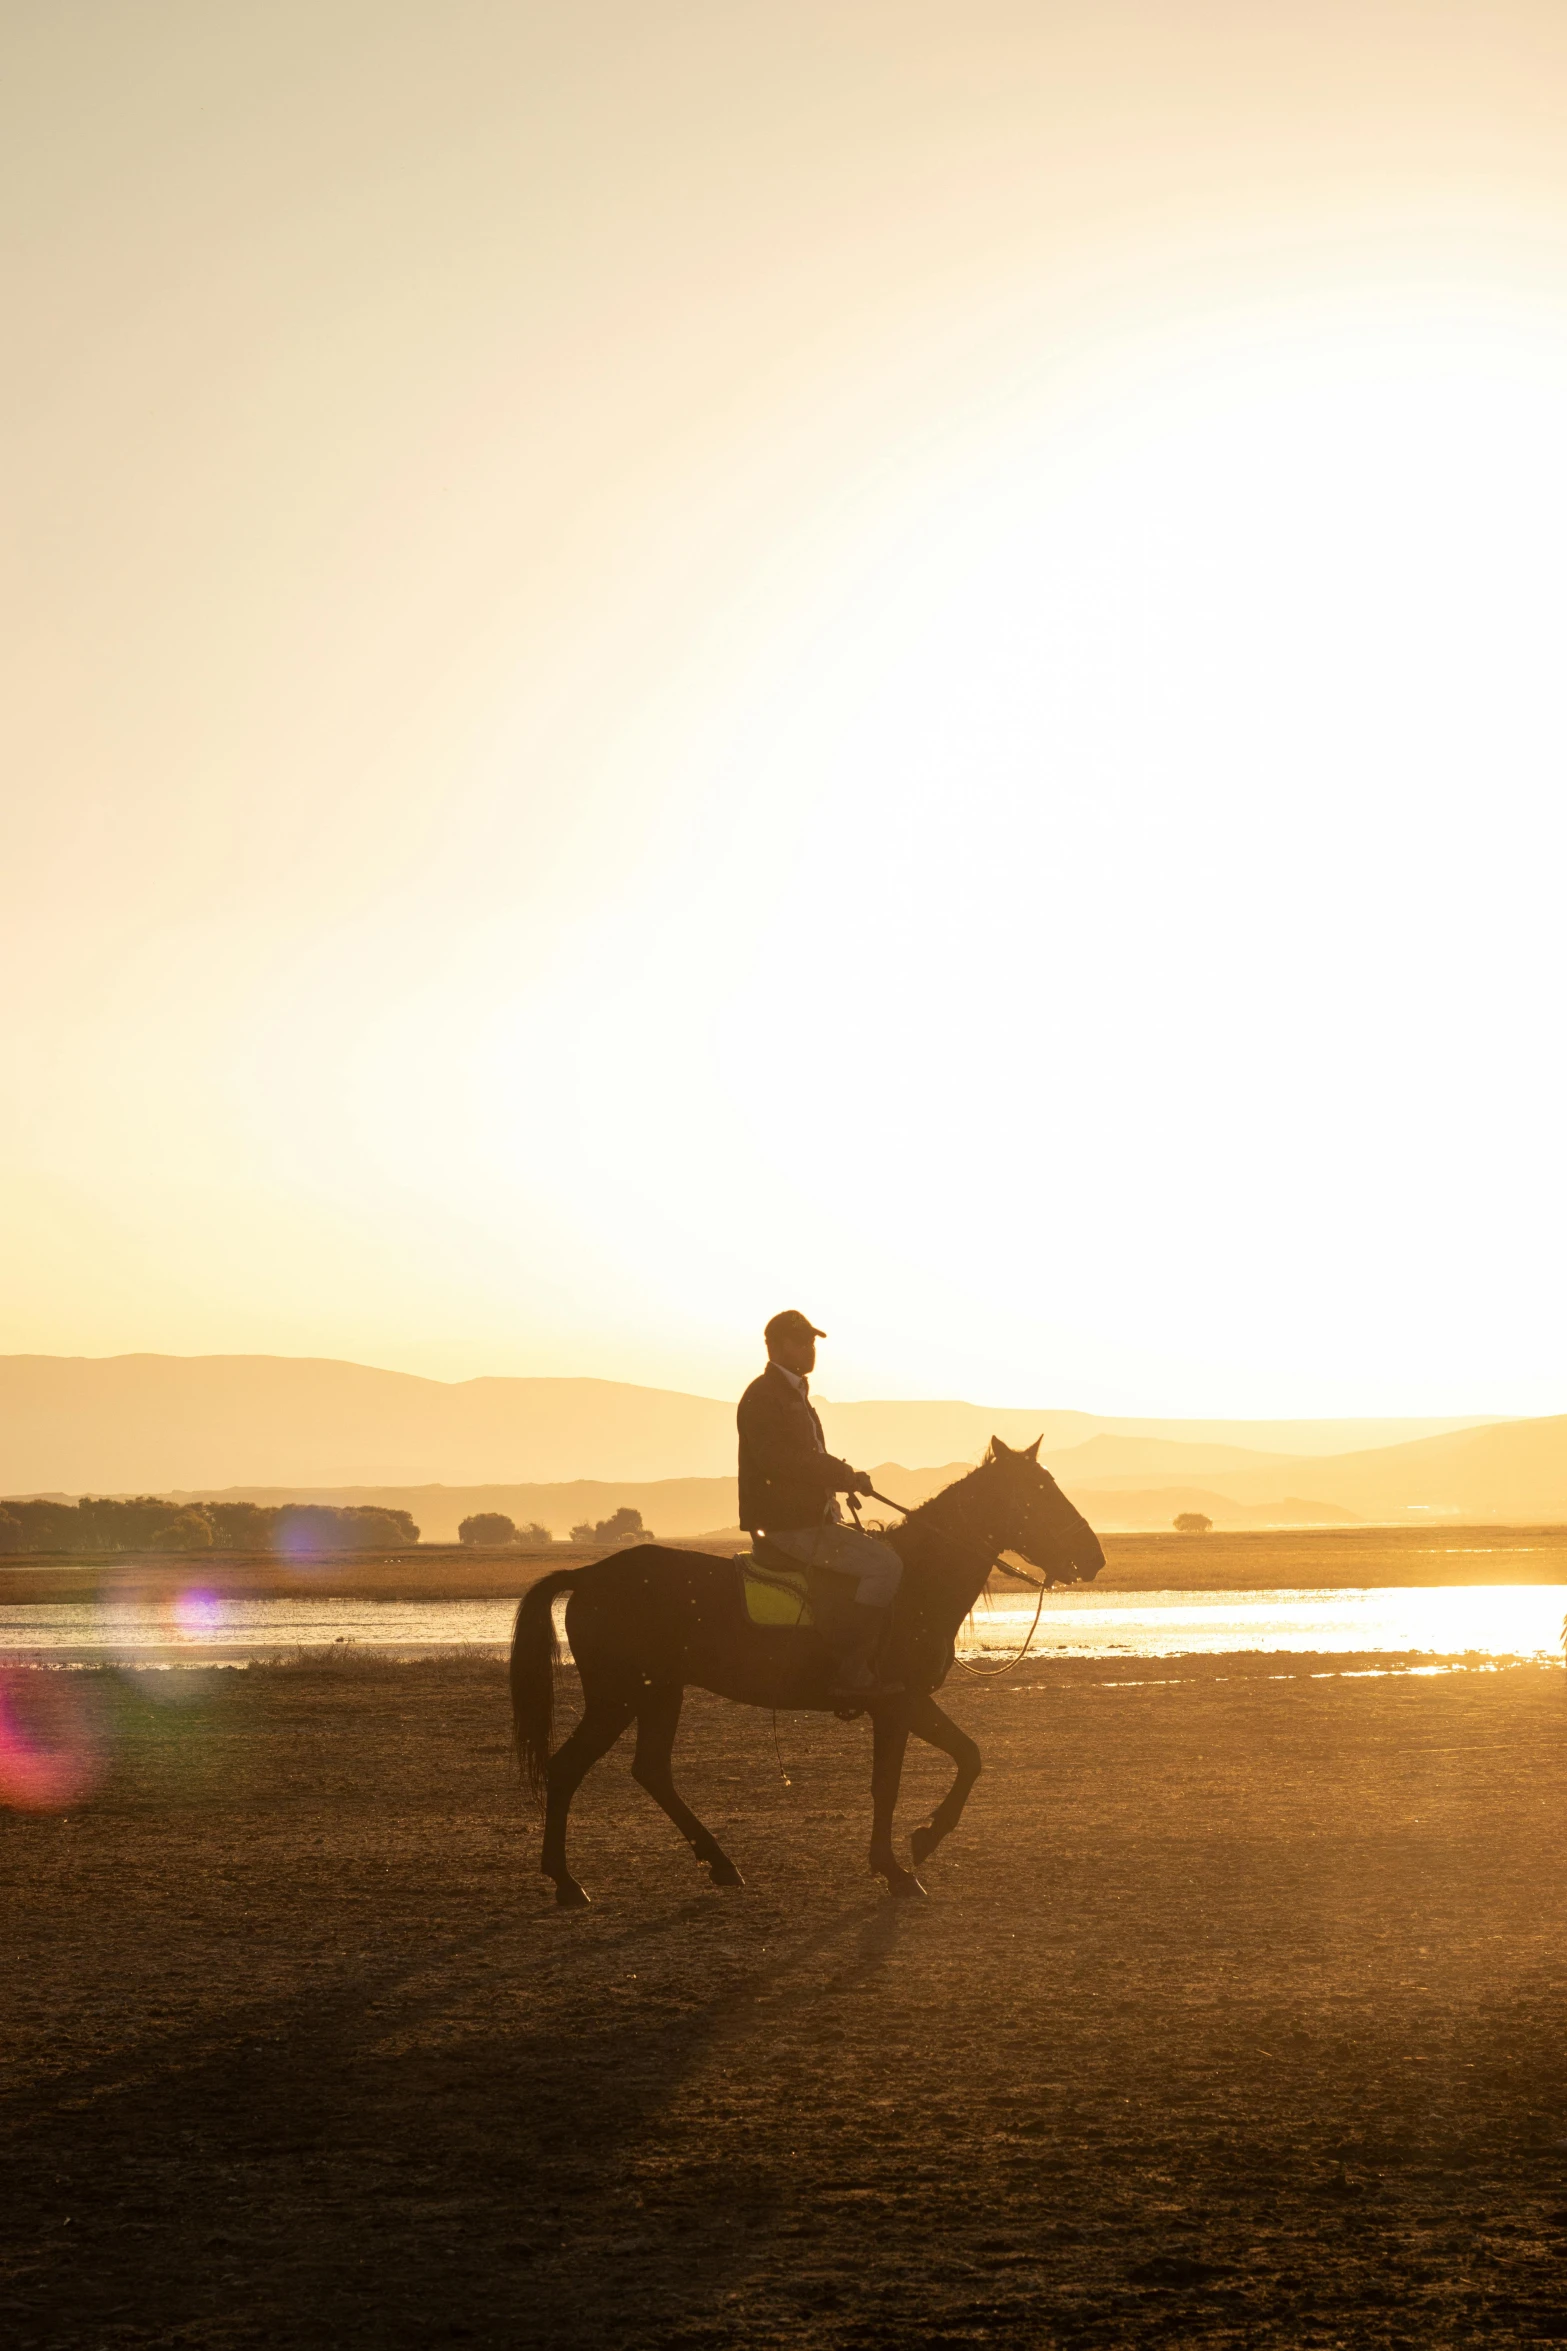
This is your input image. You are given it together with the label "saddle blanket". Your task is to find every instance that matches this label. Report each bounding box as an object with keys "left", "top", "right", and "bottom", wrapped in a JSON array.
[{"left": 737, "top": 1552, "right": 816, "bottom": 1629}]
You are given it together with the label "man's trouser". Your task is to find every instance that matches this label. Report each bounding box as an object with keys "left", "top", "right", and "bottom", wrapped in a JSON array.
[{"left": 758, "top": 1520, "right": 904, "bottom": 1608}]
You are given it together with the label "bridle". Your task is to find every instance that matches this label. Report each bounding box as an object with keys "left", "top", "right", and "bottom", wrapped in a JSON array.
[{"left": 846, "top": 1484, "right": 1069, "bottom": 1680}]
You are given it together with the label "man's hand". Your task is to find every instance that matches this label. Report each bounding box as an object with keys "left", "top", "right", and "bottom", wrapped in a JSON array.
[{"left": 849, "top": 1470, "right": 875, "bottom": 1498}]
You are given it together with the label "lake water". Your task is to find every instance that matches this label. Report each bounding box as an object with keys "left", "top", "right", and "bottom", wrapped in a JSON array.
[{"left": 1, "top": 1584, "right": 1563, "bottom": 1668}]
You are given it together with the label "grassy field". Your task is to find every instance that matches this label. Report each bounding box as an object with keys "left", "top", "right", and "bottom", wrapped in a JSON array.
[
  {"left": 1, "top": 1523, "right": 1565, "bottom": 1606},
  {"left": 4, "top": 1652, "right": 1567, "bottom": 2347},
  {"left": 1088, "top": 1523, "right": 1567, "bottom": 1592}
]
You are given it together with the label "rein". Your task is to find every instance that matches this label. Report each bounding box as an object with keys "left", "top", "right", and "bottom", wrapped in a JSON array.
[
  {"left": 949, "top": 1566, "right": 1051, "bottom": 1681},
  {"left": 858, "top": 1485, "right": 916, "bottom": 1518}
]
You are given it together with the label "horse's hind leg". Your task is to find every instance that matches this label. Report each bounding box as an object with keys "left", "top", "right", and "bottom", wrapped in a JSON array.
[
  {"left": 870, "top": 1702, "right": 926, "bottom": 1898},
  {"left": 905, "top": 1693, "right": 981, "bottom": 1871},
  {"left": 632, "top": 1684, "right": 744, "bottom": 1888},
  {"left": 541, "top": 1693, "right": 635, "bottom": 1907}
]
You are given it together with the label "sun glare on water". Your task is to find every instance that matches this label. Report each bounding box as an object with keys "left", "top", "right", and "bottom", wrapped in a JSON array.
[{"left": 969, "top": 1584, "right": 1567, "bottom": 1661}]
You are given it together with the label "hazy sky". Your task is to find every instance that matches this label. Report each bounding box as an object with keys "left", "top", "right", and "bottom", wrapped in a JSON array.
[{"left": 5, "top": 1, "right": 1566, "bottom": 1413}]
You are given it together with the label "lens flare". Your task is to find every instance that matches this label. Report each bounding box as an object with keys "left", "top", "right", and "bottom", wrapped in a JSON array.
[
  {"left": 0, "top": 1669, "right": 106, "bottom": 1813},
  {"left": 172, "top": 1586, "right": 224, "bottom": 1636}
]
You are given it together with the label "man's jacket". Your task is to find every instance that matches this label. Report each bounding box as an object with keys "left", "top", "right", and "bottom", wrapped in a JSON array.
[{"left": 737, "top": 1363, "right": 858, "bottom": 1532}]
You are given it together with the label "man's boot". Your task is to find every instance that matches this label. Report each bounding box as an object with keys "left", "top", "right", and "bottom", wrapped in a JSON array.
[{"left": 829, "top": 1602, "right": 902, "bottom": 1698}]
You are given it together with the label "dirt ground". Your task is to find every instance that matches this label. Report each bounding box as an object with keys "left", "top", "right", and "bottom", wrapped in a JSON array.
[{"left": 4, "top": 1652, "right": 1567, "bottom": 2349}]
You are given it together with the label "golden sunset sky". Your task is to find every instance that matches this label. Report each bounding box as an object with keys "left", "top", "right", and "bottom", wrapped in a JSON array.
[{"left": 4, "top": 2, "right": 1566, "bottom": 1412}]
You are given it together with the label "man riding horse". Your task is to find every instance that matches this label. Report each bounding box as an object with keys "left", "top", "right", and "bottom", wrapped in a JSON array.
[
  {"left": 738, "top": 1309, "right": 904, "bottom": 1698},
  {"left": 512, "top": 1328, "right": 1105, "bottom": 1903}
]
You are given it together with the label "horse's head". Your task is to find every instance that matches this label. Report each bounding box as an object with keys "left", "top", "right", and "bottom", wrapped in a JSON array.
[{"left": 983, "top": 1435, "right": 1105, "bottom": 1585}]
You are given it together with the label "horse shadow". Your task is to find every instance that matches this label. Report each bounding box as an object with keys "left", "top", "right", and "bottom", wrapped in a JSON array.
[{"left": 1, "top": 1882, "right": 926, "bottom": 2348}]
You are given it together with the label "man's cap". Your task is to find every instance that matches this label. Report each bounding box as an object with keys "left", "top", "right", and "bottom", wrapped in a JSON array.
[{"left": 765, "top": 1309, "right": 826, "bottom": 1346}]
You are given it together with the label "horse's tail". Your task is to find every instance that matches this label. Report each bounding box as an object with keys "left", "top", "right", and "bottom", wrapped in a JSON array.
[{"left": 510, "top": 1569, "right": 582, "bottom": 1797}]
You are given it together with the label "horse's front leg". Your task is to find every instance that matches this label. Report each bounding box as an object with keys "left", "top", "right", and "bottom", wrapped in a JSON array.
[
  {"left": 905, "top": 1692, "right": 981, "bottom": 1871},
  {"left": 869, "top": 1701, "right": 925, "bottom": 1897}
]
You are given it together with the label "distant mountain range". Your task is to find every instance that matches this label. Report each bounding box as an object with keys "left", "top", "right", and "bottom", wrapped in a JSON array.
[
  {"left": 137, "top": 1417, "right": 1567, "bottom": 1542},
  {"left": 2, "top": 1354, "right": 1561, "bottom": 1529},
  {"left": 0, "top": 1353, "right": 1497, "bottom": 1493}
]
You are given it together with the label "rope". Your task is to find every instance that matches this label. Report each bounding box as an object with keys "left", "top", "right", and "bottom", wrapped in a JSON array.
[
  {"left": 860, "top": 1485, "right": 916, "bottom": 1517},
  {"left": 950, "top": 1558, "right": 1052, "bottom": 1680}
]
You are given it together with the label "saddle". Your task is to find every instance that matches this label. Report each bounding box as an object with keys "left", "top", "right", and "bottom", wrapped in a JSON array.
[{"left": 734, "top": 1547, "right": 816, "bottom": 1629}]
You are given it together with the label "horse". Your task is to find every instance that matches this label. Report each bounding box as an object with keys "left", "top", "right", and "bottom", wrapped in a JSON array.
[{"left": 509, "top": 1437, "right": 1105, "bottom": 1905}]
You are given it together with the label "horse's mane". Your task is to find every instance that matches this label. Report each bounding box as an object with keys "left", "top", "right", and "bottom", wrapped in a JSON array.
[{"left": 883, "top": 1452, "right": 1002, "bottom": 1542}]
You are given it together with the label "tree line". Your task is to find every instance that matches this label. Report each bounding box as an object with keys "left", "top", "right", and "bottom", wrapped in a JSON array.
[
  {"left": 0, "top": 1495, "right": 660, "bottom": 1554},
  {"left": 0, "top": 1497, "right": 419, "bottom": 1554},
  {"left": 457, "top": 1506, "right": 647, "bottom": 1549}
]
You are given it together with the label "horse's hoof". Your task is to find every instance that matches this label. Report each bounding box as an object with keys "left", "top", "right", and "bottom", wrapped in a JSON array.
[
  {"left": 707, "top": 1858, "right": 745, "bottom": 1888},
  {"left": 554, "top": 1878, "right": 592, "bottom": 1909},
  {"left": 909, "top": 1825, "right": 938, "bottom": 1867},
  {"left": 888, "top": 1871, "right": 929, "bottom": 1900}
]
